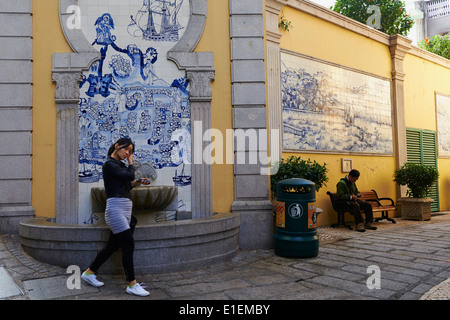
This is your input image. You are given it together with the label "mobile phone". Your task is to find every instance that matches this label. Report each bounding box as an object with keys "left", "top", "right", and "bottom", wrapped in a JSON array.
[{"left": 139, "top": 178, "right": 150, "bottom": 185}]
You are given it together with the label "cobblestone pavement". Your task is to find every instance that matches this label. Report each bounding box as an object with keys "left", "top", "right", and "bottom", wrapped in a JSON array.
[{"left": 1, "top": 213, "right": 449, "bottom": 300}]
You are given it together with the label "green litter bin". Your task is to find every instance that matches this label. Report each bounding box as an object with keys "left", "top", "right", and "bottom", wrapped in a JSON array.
[{"left": 274, "top": 178, "right": 319, "bottom": 258}]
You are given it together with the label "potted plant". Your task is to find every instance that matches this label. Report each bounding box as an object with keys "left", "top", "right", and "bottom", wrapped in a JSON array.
[
  {"left": 393, "top": 163, "right": 439, "bottom": 221},
  {"left": 270, "top": 156, "right": 329, "bottom": 198},
  {"left": 270, "top": 156, "right": 328, "bottom": 231}
]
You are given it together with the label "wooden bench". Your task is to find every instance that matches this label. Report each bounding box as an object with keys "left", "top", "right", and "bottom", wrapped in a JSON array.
[{"left": 327, "top": 190, "right": 396, "bottom": 230}]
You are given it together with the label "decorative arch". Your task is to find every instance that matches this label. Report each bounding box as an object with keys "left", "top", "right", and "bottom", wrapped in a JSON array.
[{"left": 52, "top": 0, "right": 214, "bottom": 224}]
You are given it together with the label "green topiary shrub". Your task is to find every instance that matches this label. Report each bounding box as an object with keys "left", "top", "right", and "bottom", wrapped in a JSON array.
[{"left": 393, "top": 163, "right": 439, "bottom": 198}]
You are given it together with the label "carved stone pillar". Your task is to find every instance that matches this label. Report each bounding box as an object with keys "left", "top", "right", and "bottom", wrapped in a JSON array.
[
  {"left": 166, "top": 0, "right": 215, "bottom": 219},
  {"left": 265, "top": 0, "right": 284, "bottom": 161},
  {"left": 230, "top": 0, "right": 273, "bottom": 249},
  {"left": 389, "top": 35, "right": 412, "bottom": 198},
  {"left": 52, "top": 71, "right": 83, "bottom": 224},
  {"left": 187, "top": 71, "right": 215, "bottom": 219}
]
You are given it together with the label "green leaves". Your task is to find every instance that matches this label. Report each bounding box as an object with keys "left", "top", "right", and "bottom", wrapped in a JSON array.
[
  {"left": 278, "top": 16, "right": 293, "bottom": 32},
  {"left": 270, "top": 156, "right": 329, "bottom": 197},
  {"left": 418, "top": 34, "right": 450, "bottom": 60},
  {"left": 393, "top": 163, "right": 439, "bottom": 198},
  {"left": 331, "top": 0, "right": 414, "bottom": 36}
]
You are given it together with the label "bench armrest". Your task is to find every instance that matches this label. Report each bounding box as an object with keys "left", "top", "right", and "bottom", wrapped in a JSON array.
[
  {"left": 377, "top": 197, "right": 395, "bottom": 207},
  {"left": 366, "top": 199, "right": 382, "bottom": 206}
]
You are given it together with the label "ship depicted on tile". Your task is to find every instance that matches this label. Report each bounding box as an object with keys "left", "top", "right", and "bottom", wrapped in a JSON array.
[
  {"left": 128, "top": 0, "right": 185, "bottom": 42},
  {"left": 77, "top": 0, "right": 191, "bottom": 222},
  {"left": 281, "top": 51, "right": 393, "bottom": 154}
]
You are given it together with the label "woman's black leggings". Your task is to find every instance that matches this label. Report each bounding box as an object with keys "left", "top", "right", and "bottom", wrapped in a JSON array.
[{"left": 89, "top": 228, "right": 135, "bottom": 282}]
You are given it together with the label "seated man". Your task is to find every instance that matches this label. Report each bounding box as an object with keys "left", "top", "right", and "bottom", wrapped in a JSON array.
[{"left": 335, "top": 169, "right": 377, "bottom": 232}]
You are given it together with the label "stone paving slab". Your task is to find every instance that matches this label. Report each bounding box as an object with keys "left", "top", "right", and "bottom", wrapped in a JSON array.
[
  {"left": 23, "top": 275, "right": 100, "bottom": 300},
  {"left": 0, "top": 212, "right": 449, "bottom": 300},
  {"left": 0, "top": 267, "right": 22, "bottom": 299}
]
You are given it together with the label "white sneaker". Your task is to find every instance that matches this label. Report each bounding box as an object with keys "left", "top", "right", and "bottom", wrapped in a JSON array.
[
  {"left": 81, "top": 272, "right": 104, "bottom": 287},
  {"left": 126, "top": 283, "right": 150, "bottom": 296}
]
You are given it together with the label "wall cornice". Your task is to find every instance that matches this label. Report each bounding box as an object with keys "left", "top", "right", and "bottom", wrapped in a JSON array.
[
  {"left": 273, "top": 0, "right": 450, "bottom": 70},
  {"left": 409, "top": 46, "right": 450, "bottom": 69},
  {"left": 278, "top": 0, "right": 390, "bottom": 45}
]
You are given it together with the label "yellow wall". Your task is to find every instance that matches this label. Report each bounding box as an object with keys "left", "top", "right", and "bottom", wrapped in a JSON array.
[
  {"left": 403, "top": 53, "right": 450, "bottom": 211},
  {"left": 32, "top": 0, "right": 235, "bottom": 217},
  {"left": 279, "top": 7, "right": 392, "bottom": 79},
  {"left": 403, "top": 54, "right": 450, "bottom": 131},
  {"left": 196, "top": 0, "right": 235, "bottom": 213},
  {"left": 32, "top": 0, "right": 72, "bottom": 218},
  {"left": 278, "top": 6, "right": 397, "bottom": 226},
  {"left": 438, "top": 157, "right": 450, "bottom": 211}
]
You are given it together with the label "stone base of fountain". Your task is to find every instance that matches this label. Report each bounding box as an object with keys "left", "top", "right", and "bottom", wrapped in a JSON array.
[{"left": 19, "top": 212, "right": 240, "bottom": 274}]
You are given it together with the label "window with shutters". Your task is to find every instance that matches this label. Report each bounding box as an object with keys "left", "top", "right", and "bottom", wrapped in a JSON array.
[{"left": 405, "top": 128, "right": 440, "bottom": 212}]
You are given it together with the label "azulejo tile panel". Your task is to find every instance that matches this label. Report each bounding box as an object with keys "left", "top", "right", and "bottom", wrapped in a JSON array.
[
  {"left": 281, "top": 51, "right": 393, "bottom": 154},
  {"left": 436, "top": 93, "right": 450, "bottom": 157},
  {"left": 76, "top": 1, "right": 191, "bottom": 223}
]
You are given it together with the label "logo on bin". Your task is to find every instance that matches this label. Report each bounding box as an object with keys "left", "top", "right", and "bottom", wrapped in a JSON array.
[
  {"left": 276, "top": 202, "right": 286, "bottom": 227},
  {"left": 288, "top": 203, "right": 303, "bottom": 219}
]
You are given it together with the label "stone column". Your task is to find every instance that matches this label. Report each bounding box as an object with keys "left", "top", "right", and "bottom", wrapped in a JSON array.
[
  {"left": 52, "top": 0, "right": 100, "bottom": 224},
  {"left": 389, "top": 35, "right": 412, "bottom": 198},
  {"left": 230, "top": 0, "right": 273, "bottom": 249},
  {"left": 187, "top": 70, "right": 215, "bottom": 219},
  {"left": 265, "top": 0, "right": 284, "bottom": 161},
  {"left": 52, "top": 71, "right": 83, "bottom": 224},
  {"left": 53, "top": 1, "right": 100, "bottom": 224},
  {"left": 166, "top": 0, "right": 215, "bottom": 220}
]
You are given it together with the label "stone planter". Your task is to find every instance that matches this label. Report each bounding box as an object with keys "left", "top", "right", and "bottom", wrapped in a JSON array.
[{"left": 397, "top": 197, "right": 433, "bottom": 221}]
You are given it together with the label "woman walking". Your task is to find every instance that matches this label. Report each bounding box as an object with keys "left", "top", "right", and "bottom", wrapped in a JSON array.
[{"left": 81, "top": 137, "right": 150, "bottom": 296}]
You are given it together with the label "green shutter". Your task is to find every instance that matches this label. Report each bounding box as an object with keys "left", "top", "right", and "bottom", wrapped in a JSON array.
[
  {"left": 406, "top": 128, "right": 440, "bottom": 212},
  {"left": 406, "top": 130, "right": 421, "bottom": 163}
]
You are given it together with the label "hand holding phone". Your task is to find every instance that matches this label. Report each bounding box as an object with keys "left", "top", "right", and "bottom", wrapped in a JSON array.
[{"left": 139, "top": 178, "right": 151, "bottom": 185}]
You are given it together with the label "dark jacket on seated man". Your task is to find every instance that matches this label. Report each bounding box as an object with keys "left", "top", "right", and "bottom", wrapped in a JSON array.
[{"left": 335, "top": 169, "right": 377, "bottom": 232}]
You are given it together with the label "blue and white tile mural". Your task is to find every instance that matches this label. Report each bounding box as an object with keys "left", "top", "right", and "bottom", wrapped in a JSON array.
[
  {"left": 77, "top": 0, "right": 191, "bottom": 222},
  {"left": 280, "top": 52, "right": 394, "bottom": 154},
  {"left": 436, "top": 94, "right": 450, "bottom": 157},
  {"left": 128, "top": 0, "right": 185, "bottom": 41}
]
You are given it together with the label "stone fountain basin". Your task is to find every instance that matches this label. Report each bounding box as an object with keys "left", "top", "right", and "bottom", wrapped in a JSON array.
[
  {"left": 19, "top": 187, "right": 241, "bottom": 274},
  {"left": 91, "top": 186, "right": 178, "bottom": 224},
  {"left": 19, "top": 212, "right": 240, "bottom": 274}
]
